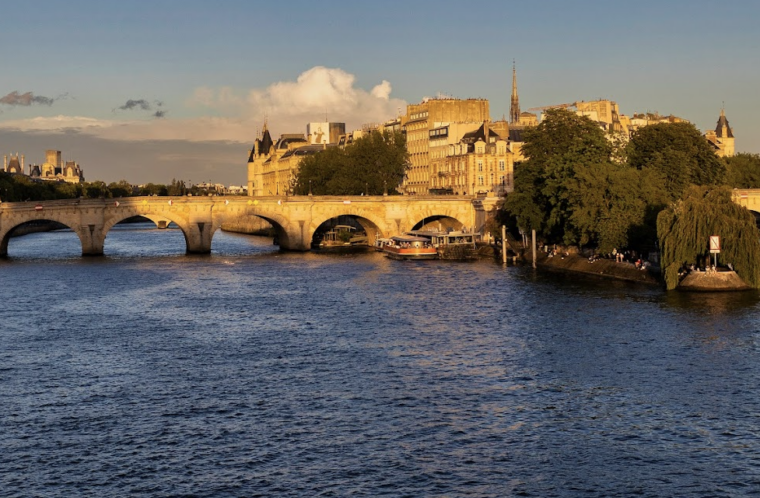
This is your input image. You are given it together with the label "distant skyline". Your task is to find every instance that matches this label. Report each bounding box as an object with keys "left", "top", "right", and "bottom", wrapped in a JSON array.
[{"left": 1, "top": 0, "right": 758, "bottom": 185}]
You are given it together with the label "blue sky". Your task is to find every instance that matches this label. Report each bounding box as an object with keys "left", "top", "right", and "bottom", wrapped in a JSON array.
[{"left": 1, "top": 0, "right": 758, "bottom": 185}]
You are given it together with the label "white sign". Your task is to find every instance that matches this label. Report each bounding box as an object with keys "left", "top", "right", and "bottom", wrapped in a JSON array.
[{"left": 709, "top": 235, "right": 721, "bottom": 254}]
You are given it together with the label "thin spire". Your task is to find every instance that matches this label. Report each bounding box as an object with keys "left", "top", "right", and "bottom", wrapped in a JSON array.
[{"left": 510, "top": 60, "right": 521, "bottom": 124}]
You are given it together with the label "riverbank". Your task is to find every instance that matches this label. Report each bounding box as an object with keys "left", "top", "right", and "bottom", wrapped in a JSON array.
[
  {"left": 530, "top": 251, "right": 661, "bottom": 285},
  {"left": 678, "top": 270, "right": 752, "bottom": 291}
]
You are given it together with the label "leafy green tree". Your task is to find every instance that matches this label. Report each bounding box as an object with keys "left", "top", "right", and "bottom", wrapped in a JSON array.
[
  {"left": 657, "top": 185, "right": 760, "bottom": 289},
  {"left": 107, "top": 180, "right": 134, "bottom": 197},
  {"left": 293, "top": 130, "right": 408, "bottom": 195},
  {"left": 503, "top": 108, "right": 613, "bottom": 245},
  {"left": 138, "top": 183, "right": 168, "bottom": 196},
  {"left": 627, "top": 122, "right": 727, "bottom": 199},
  {"left": 566, "top": 162, "right": 665, "bottom": 254},
  {"left": 725, "top": 153, "right": 760, "bottom": 188}
]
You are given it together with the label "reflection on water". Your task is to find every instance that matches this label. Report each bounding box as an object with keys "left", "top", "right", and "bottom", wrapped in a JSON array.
[{"left": 2, "top": 225, "right": 760, "bottom": 497}]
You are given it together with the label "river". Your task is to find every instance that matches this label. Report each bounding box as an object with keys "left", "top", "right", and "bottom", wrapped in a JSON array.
[{"left": 2, "top": 223, "right": 760, "bottom": 497}]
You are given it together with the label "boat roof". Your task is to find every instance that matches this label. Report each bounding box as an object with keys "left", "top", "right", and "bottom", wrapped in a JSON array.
[
  {"left": 407, "top": 230, "right": 473, "bottom": 237},
  {"left": 391, "top": 235, "right": 430, "bottom": 242}
]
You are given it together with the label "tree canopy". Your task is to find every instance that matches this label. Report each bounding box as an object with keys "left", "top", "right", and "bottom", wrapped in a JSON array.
[
  {"left": 657, "top": 186, "right": 760, "bottom": 289},
  {"left": 504, "top": 109, "right": 613, "bottom": 245},
  {"left": 627, "top": 122, "right": 727, "bottom": 199},
  {"left": 725, "top": 152, "right": 760, "bottom": 188},
  {"left": 501, "top": 110, "right": 741, "bottom": 260},
  {"left": 293, "top": 130, "right": 409, "bottom": 196},
  {"left": 502, "top": 108, "right": 661, "bottom": 251}
]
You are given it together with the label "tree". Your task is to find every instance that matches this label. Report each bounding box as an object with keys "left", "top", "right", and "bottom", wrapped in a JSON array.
[
  {"left": 725, "top": 153, "right": 760, "bottom": 188},
  {"left": 566, "top": 162, "right": 664, "bottom": 254},
  {"left": 627, "top": 122, "right": 727, "bottom": 200},
  {"left": 502, "top": 108, "right": 614, "bottom": 245},
  {"left": 293, "top": 130, "right": 408, "bottom": 196},
  {"left": 107, "top": 180, "right": 134, "bottom": 197},
  {"left": 657, "top": 185, "right": 760, "bottom": 290}
]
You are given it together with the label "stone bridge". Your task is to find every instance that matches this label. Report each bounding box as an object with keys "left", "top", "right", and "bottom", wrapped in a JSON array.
[
  {"left": 0, "top": 195, "right": 500, "bottom": 257},
  {"left": 733, "top": 189, "right": 760, "bottom": 215}
]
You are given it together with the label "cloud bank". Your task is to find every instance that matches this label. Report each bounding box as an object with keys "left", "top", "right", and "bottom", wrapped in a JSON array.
[{"left": 0, "top": 67, "right": 406, "bottom": 143}]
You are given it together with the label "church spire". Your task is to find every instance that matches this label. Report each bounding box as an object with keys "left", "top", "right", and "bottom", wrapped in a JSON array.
[{"left": 510, "top": 60, "right": 520, "bottom": 124}]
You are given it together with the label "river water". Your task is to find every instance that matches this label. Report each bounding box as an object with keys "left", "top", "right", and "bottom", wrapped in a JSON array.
[{"left": 2, "top": 223, "right": 760, "bottom": 497}]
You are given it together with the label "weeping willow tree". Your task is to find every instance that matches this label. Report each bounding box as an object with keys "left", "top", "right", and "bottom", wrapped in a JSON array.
[{"left": 657, "top": 186, "right": 760, "bottom": 290}]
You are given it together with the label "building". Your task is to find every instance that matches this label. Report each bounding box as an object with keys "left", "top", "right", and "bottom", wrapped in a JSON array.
[
  {"left": 402, "top": 97, "right": 490, "bottom": 194},
  {"left": 3, "top": 149, "right": 84, "bottom": 183},
  {"left": 247, "top": 123, "right": 328, "bottom": 196},
  {"left": 705, "top": 108, "right": 735, "bottom": 158},
  {"left": 431, "top": 122, "right": 514, "bottom": 197}
]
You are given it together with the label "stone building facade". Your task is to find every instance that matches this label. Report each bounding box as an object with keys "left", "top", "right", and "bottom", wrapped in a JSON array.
[
  {"left": 247, "top": 124, "right": 328, "bottom": 196},
  {"left": 3, "top": 149, "right": 84, "bottom": 183},
  {"left": 402, "top": 97, "right": 490, "bottom": 194},
  {"left": 431, "top": 122, "right": 514, "bottom": 197}
]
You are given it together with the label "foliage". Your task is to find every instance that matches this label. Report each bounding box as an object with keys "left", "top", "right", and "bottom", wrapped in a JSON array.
[
  {"left": 293, "top": 130, "right": 409, "bottom": 195},
  {"left": 627, "top": 122, "right": 727, "bottom": 199},
  {"left": 138, "top": 183, "right": 169, "bottom": 196},
  {"left": 108, "top": 180, "right": 134, "bottom": 197},
  {"left": 725, "top": 153, "right": 760, "bottom": 188},
  {"left": 567, "top": 162, "right": 664, "bottom": 254},
  {"left": 0, "top": 171, "right": 177, "bottom": 201},
  {"left": 657, "top": 186, "right": 760, "bottom": 290},
  {"left": 502, "top": 108, "right": 652, "bottom": 248}
]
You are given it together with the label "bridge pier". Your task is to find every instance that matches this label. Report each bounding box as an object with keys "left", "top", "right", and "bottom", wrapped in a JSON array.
[
  {"left": 185, "top": 221, "right": 213, "bottom": 254},
  {"left": 80, "top": 224, "right": 105, "bottom": 256}
]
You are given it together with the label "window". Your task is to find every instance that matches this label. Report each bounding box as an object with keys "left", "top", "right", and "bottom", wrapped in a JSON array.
[
  {"left": 499, "top": 160, "right": 505, "bottom": 171},
  {"left": 478, "top": 161, "right": 483, "bottom": 172},
  {"left": 478, "top": 176, "right": 484, "bottom": 186}
]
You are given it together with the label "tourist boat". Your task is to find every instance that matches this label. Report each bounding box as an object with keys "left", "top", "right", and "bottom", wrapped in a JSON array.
[
  {"left": 406, "top": 230, "right": 479, "bottom": 260},
  {"left": 382, "top": 235, "right": 438, "bottom": 260}
]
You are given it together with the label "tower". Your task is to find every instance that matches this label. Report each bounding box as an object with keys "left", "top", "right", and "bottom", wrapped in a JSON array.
[
  {"left": 715, "top": 108, "right": 734, "bottom": 157},
  {"left": 705, "top": 107, "right": 735, "bottom": 158},
  {"left": 510, "top": 61, "right": 520, "bottom": 124}
]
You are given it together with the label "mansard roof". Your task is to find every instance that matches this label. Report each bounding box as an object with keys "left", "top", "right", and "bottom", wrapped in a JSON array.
[
  {"left": 461, "top": 123, "right": 501, "bottom": 144},
  {"left": 276, "top": 134, "right": 307, "bottom": 150},
  {"left": 508, "top": 128, "right": 526, "bottom": 143},
  {"left": 715, "top": 110, "right": 733, "bottom": 138},
  {"left": 280, "top": 144, "right": 331, "bottom": 159}
]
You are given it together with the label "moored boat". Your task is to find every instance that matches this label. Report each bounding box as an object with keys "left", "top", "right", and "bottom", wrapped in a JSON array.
[
  {"left": 383, "top": 235, "right": 438, "bottom": 260},
  {"left": 406, "top": 230, "right": 479, "bottom": 260}
]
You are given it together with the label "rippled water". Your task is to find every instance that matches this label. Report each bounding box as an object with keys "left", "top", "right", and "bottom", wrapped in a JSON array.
[{"left": 2, "top": 224, "right": 760, "bottom": 497}]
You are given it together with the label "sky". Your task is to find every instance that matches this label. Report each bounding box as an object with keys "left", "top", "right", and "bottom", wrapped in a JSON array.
[{"left": 1, "top": 0, "right": 759, "bottom": 186}]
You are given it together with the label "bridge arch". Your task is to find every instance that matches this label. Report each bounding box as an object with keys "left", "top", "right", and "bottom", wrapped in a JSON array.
[
  {"left": 102, "top": 209, "right": 194, "bottom": 254},
  {"left": 308, "top": 210, "right": 389, "bottom": 247},
  {"left": 409, "top": 211, "right": 468, "bottom": 232},
  {"left": 209, "top": 210, "right": 294, "bottom": 250},
  {"left": 0, "top": 217, "right": 86, "bottom": 257}
]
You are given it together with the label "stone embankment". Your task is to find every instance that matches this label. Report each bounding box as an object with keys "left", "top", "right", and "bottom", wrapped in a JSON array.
[
  {"left": 220, "top": 218, "right": 272, "bottom": 236},
  {"left": 527, "top": 251, "right": 661, "bottom": 284},
  {"left": 677, "top": 270, "right": 751, "bottom": 291}
]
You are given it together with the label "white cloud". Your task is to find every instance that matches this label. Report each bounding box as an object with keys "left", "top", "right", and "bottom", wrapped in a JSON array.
[{"left": 0, "top": 67, "right": 406, "bottom": 144}]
